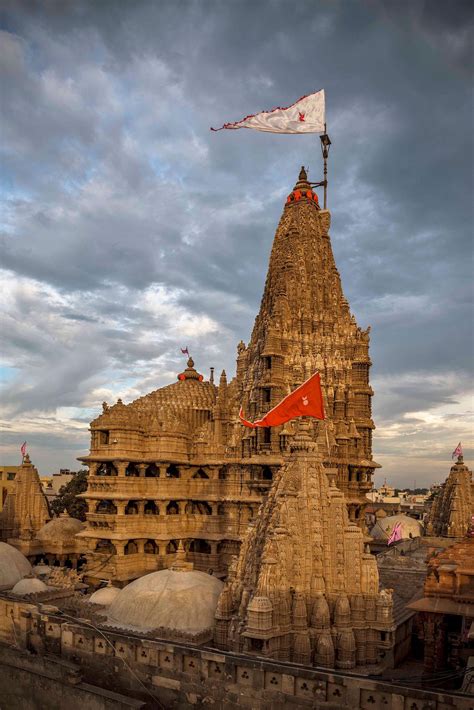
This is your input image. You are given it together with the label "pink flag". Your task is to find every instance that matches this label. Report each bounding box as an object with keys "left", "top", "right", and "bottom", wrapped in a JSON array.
[
  {"left": 452, "top": 442, "right": 463, "bottom": 460},
  {"left": 211, "top": 90, "right": 325, "bottom": 134},
  {"left": 387, "top": 521, "right": 402, "bottom": 546},
  {"left": 181, "top": 347, "right": 189, "bottom": 356},
  {"left": 20, "top": 441, "right": 27, "bottom": 458}
]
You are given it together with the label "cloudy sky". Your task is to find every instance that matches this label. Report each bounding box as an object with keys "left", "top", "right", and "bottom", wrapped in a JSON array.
[{"left": 0, "top": 0, "right": 472, "bottom": 487}]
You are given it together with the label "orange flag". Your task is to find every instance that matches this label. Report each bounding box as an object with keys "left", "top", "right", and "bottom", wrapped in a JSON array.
[{"left": 239, "top": 372, "right": 325, "bottom": 428}]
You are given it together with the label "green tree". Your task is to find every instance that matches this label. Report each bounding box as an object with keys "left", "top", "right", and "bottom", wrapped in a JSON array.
[{"left": 50, "top": 470, "right": 88, "bottom": 521}]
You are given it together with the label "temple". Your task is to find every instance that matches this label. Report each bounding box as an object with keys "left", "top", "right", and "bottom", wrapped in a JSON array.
[
  {"left": 76, "top": 167, "right": 379, "bottom": 585},
  {"left": 426, "top": 454, "right": 474, "bottom": 538},
  {"left": 214, "top": 419, "right": 394, "bottom": 669}
]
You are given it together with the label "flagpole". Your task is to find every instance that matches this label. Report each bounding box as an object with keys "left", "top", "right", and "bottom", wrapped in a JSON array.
[{"left": 310, "top": 125, "right": 331, "bottom": 209}]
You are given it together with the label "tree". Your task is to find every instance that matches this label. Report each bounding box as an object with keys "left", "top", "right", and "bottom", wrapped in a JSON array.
[{"left": 50, "top": 470, "right": 88, "bottom": 521}]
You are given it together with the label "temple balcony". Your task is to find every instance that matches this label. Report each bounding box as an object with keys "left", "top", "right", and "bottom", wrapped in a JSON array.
[{"left": 85, "top": 476, "right": 264, "bottom": 501}]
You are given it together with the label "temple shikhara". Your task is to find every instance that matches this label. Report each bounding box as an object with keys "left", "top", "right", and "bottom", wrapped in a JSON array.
[
  {"left": 1, "top": 166, "right": 472, "bottom": 709},
  {"left": 76, "top": 168, "right": 379, "bottom": 586}
]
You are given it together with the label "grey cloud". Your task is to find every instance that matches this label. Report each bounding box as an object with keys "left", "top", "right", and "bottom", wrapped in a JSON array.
[{"left": 0, "top": 0, "right": 472, "bottom": 482}]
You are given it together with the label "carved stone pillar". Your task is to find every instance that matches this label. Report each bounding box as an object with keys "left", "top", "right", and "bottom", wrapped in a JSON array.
[
  {"left": 138, "top": 464, "right": 147, "bottom": 478},
  {"left": 137, "top": 500, "right": 145, "bottom": 515},
  {"left": 136, "top": 539, "right": 145, "bottom": 554},
  {"left": 116, "top": 461, "right": 127, "bottom": 478},
  {"left": 115, "top": 501, "right": 126, "bottom": 515}
]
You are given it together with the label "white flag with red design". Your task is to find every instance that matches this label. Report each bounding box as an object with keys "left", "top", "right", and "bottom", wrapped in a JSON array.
[{"left": 211, "top": 90, "right": 325, "bottom": 134}]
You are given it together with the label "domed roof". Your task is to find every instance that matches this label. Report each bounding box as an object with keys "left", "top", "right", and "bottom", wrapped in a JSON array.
[
  {"left": 11, "top": 576, "right": 49, "bottom": 596},
  {"left": 89, "top": 583, "right": 120, "bottom": 606},
  {"left": 33, "top": 562, "right": 52, "bottom": 577},
  {"left": 36, "top": 513, "right": 85, "bottom": 542},
  {"left": 91, "top": 358, "right": 217, "bottom": 431},
  {"left": 370, "top": 514, "right": 423, "bottom": 541},
  {"left": 107, "top": 569, "right": 224, "bottom": 636},
  {"left": 0, "top": 542, "right": 32, "bottom": 590}
]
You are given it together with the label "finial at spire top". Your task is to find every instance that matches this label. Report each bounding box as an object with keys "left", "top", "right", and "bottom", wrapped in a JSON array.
[{"left": 299, "top": 166, "right": 307, "bottom": 181}]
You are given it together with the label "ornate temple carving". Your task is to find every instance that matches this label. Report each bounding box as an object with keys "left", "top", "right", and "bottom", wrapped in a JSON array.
[
  {"left": 214, "top": 420, "right": 393, "bottom": 669},
  {"left": 0, "top": 455, "right": 50, "bottom": 544},
  {"left": 426, "top": 455, "right": 473, "bottom": 538},
  {"left": 77, "top": 168, "right": 379, "bottom": 584}
]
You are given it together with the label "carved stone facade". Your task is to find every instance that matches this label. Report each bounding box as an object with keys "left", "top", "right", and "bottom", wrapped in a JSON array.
[
  {"left": 426, "top": 455, "right": 474, "bottom": 538},
  {"left": 78, "top": 167, "right": 378, "bottom": 584},
  {"left": 214, "top": 420, "right": 394, "bottom": 670},
  {"left": 0, "top": 455, "right": 50, "bottom": 546}
]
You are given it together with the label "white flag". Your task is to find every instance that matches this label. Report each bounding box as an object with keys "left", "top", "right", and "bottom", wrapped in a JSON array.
[{"left": 211, "top": 90, "right": 325, "bottom": 134}]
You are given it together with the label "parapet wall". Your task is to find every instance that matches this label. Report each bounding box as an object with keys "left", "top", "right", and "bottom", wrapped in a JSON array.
[{"left": 0, "top": 596, "right": 471, "bottom": 710}]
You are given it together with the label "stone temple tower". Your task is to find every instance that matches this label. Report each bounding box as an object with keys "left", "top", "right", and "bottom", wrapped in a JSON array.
[
  {"left": 214, "top": 420, "right": 394, "bottom": 669},
  {"left": 235, "top": 167, "right": 379, "bottom": 525},
  {"left": 426, "top": 454, "right": 474, "bottom": 538},
  {"left": 0, "top": 454, "right": 50, "bottom": 543}
]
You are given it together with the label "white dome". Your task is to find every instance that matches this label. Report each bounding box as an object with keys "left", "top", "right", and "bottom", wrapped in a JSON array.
[
  {"left": 11, "top": 576, "right": 49, "bottom": 596},
  {"left": 370, "top": 514, "right": 423, "bottom": 541},
  {"left": 107, "top": 569, "right": 224, "bottom": 636},
  {"left": 33, "top": 563, "right": 52, "bottom": 577},
  {"left": 89, "top": 584, "right": 120, "bottom": 607},
  {"left": 36, "top": 514, "right": 84, "bottom": 543},
  {"left": 0, "top": 542, "right": 32, "bottom": 590}
]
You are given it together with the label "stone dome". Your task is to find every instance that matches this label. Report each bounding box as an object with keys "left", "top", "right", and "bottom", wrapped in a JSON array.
[
  {"left": 0, "top": 542, "right": 32, "bottom": 590},
  {"left": 89, "top": 583, "right": 120, "bottom": 607},
  {"left": 107, "top": 569, "right": 224, "bottom": 636},
  {"left": 370, "top": 513, "right": 423, "bottom": 541},
  {"left": 33, "top": 562, "right": 52, "bottom": 578},
  {"left": 11, "top": 576, "right": 49, "bottom": 596},
  {"left": 36, "top": 513, "right": 85, "bottom": 543}
]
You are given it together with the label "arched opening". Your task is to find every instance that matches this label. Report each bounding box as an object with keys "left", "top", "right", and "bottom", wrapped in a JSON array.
[
  {"left": 166, "top": 501, "right": 179, "bottom": 515},
  {"left": 77, "top": 555, "right": 87, "bottom": 571},
  {"left": 166, "top": 539, "right": 178, "bottom": 554},
  {"left": 144, "top": 501, "right": 158, "bottom": 515},
  {"left": 126, "top": 463, "right": 140, "bottom": 477},
  {"left": 125, "top": 501, "right": 139, "bottom": 515},
  {"left": 145, "top": 463, "right": 160, "bottom": 478},
  {"left": 96, "top": 500, "right": 117, "bottom": 515},
  {"left": 192, "top": 468, "right": 209, "bottom": 479},
  {"left": 96, "top": 463, "right": 117, "bottom": 477},
  {"left": 124, "top": 540, "right": 138, "bottom": 555},
  {"left": 95, "top": 540, "right": 116, "bottom": 554},
  {"left": 166, "top": 464, "right": 180, "bottom": 478},
  {"left": 263, "top": 428, "right": 271, "bottom": 444},
  {"left": 187, "top": 501, "right": 212, "bottom": 515},
  {"left": 64, "top": 558, "right": 73, "bottom": 569},
  {"left": 189, "top": 539, "right": 211, "bottom": 554},
  {"left": 262, "top": 466, "right": 273, "bottom": 481},
  {"left": 144, "top": 539, "right": 158, "bottom": 554}
]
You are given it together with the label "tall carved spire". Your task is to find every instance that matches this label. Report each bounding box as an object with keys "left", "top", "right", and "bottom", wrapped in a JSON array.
[
  {"left": 214, "top": 420, "right": 392, "bottom": 668},
  {"left": 1, "top": 454, "right": 50, "bottom": 541},
  {"left": 426, "top": 455, "right": 473, "bottom": 537},
  {"left": 235, "top": 167, "right": 378, "bottom": 525}
]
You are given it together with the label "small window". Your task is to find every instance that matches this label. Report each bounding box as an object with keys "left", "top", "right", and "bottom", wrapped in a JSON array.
[
  {"left": 7, "top": 472, "right": 15, "bottom": 480},
  {"left": 99, "top": 431, "right": 109, "bottom": 445},
  {"left": 264, "top": 356, "right": 272, "bottom": 370},
  {"left": 262, "top": 388, "right": 271, "bottom": 403},
  {"left": 263, "top": 428, "right": 271, "bottom": 444}
]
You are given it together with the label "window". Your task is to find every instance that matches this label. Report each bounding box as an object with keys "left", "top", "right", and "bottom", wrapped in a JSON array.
[
  {"left": 262, "top": 388, "right": 271, "bottom": 403},
  {"left": 263, "top": 428, "right": 271, "bottom": 444},
  {"left": 264, "top": 356, "right": 272, "bottom": 370},
  {"left": 7, "top": 472, "right": 15, "bottom": 480},
  {"left": 166, "top": 464, "right": 180, "bottom": 478},
  {"left": 98, "top": 431, "right": 109, "bottom": 445}
]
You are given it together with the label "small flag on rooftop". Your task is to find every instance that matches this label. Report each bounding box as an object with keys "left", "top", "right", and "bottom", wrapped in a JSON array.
[
  {"left": 452, "top": 442, "right": 463, "bottom": 460},
  {"left": 181, "top": 347, "right": 189, "bottom": 356},
  {"left": 387, "top": 521, "right": 402, "bottom": 546},
  {"left": 211, "top": 90, "right": 325, "bottom": 134},
  {"left": 20, "top": 441, "right": 27, "bottom": 460}
]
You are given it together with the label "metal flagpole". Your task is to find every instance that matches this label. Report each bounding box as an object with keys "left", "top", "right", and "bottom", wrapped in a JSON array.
[{"left": 309, "top": 124, "right": 331, "bottom": 209}]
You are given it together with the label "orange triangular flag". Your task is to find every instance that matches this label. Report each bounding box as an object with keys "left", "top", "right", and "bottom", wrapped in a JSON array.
[{"left": 239, "top": 372, "right": 325, "bottom": 428}]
